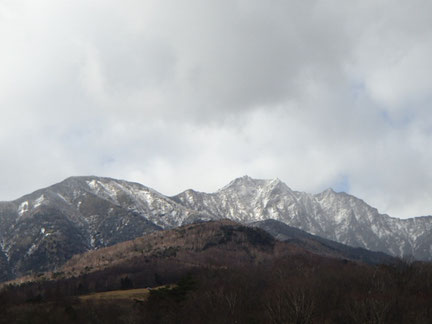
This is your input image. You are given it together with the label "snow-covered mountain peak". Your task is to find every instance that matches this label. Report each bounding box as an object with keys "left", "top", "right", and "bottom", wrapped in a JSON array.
[
  {"left": 219, "top": 175, "right": 257, "bottom": 191},
  {"left": 322, "top": 188, "right": 336, "bottom": 195},
  {"left": 265, "top": 177, "right": 293, "bottom": 192},
  {"left": 219, "top": 175, "right": 289, "bottom": 193}
]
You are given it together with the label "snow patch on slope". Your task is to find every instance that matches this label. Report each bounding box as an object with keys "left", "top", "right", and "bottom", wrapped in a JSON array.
[
  {"left": 18, "top": 201, "right": 29, "bottom": 216},
  {"left": 33, "top": 195, "right": 45, "bottom": 208}
]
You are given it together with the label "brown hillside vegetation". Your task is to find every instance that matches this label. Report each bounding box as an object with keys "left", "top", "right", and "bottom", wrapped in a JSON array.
[
  {"left": 1, "top": 219, "right": 394, "bottom": 289},
  {"left": 62, "top": 219, "right": 279, "bottom": 276},
  {"left": 11, "top": 219, "right": 307, "bottom": 283},
  {"left": 14, "top": 219, "right": 390, "bottom": 284}
]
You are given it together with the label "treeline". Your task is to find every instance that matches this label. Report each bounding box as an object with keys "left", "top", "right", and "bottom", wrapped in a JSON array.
[{"left": 1, "top": 254, "right": 432, "bottom": 323}]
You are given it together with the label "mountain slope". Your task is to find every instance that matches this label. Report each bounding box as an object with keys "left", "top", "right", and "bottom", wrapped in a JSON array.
[
  {"left": 11, "top": 220, "right": 387, "bottom": 286},
  {"left": 0, "top": 176, "right": 211, "bottom": 278},
  {"left": 251, "top": 219, "right": 395, "bottom": 265},
  {"left": 60, "top": 220, "right": 278, "bottom": 278}
]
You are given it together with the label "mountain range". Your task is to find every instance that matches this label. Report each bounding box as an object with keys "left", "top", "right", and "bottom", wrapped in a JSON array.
[
  {"left": 172, "top": 176, "right": 432, "bottom": 259},
  {"left": 0, "top": 175, "right": 430, "bottom": 280}
]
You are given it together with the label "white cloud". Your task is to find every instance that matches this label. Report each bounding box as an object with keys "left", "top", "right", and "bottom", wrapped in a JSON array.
[{"left": 1, "top": 0, "right": 432, "bottom": 218}]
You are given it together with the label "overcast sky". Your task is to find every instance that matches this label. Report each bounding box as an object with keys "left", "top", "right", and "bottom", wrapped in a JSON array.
[{"left": 1, "top": 0, "right": 431, "bottom": 218}]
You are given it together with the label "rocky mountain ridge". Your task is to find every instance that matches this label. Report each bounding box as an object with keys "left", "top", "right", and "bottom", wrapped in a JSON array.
[
  {"left": 0, "top": 175, "right": 430, "bottom": 280},
  {"left": 173, "top": 175, "right": 432, "bottom": 259}
]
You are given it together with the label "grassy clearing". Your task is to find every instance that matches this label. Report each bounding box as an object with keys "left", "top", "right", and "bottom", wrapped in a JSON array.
[
  {"left": 79, "top": 285, "right": 173, "bottom": 302},
  {"left": 79, "top": 288, "right": 151, "bottom": 302}
]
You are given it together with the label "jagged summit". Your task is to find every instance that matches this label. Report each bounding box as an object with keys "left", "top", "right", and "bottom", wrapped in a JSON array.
[
  {"left": 219, "top": 175, "right": 291, "bottom": 194},
  {"left": 220, "top": 175, "right": 266, "bottom": 190},
  {"left": 321, "top": 187, "right": 336, "bottom": 195}
]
